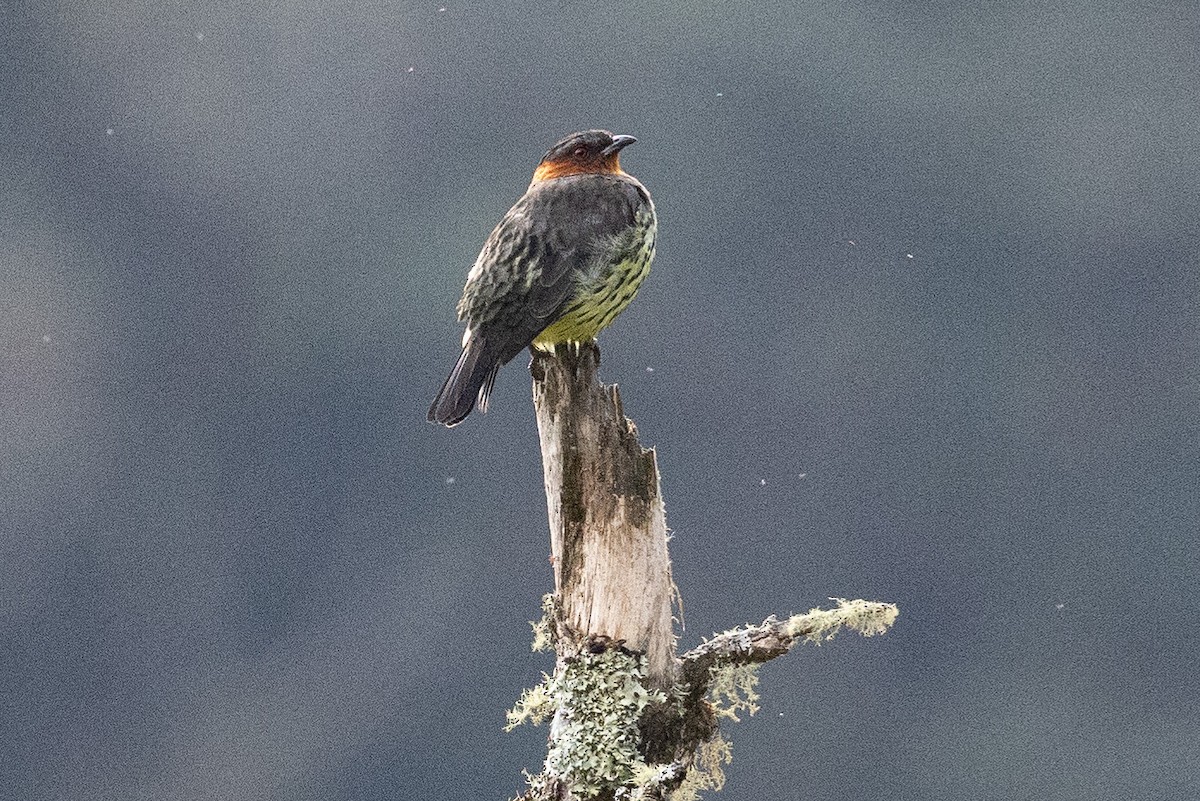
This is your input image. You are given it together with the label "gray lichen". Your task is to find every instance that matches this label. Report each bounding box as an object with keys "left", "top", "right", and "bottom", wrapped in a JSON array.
[{"left": 511, "top": 645, "right": 666, "bottom": 798}]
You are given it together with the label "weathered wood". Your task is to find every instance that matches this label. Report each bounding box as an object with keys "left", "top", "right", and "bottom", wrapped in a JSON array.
[
  {"left": 516, "top": 343, "right": 900, "bottom": 801},
  {"left": 530, "top": 343, "right": 676, "bottom": 688}
]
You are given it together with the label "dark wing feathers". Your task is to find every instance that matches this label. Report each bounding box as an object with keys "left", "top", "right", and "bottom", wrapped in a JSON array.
[
  {"left": 457, "top": 174, "right": 640, "bottom": 365},
  {"left": 430, "top": 174, "right": 645, "bottom": 425},
  {"left": 427, "top": 333, "right": 501, "bottom": 426}
]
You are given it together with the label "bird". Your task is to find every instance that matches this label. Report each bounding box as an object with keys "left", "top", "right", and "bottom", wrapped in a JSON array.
[{"left": 428, "top": 129, "right": 657, "bottom": 427}]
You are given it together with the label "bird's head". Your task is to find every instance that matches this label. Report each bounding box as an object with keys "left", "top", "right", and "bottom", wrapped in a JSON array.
[{"left": 531, "top": 130, "right": 637, "bottom": 182}]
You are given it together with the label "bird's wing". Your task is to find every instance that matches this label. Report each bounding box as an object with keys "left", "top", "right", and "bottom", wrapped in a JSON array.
[{"left": 457, "top": 175, "right": 642, "bottom": 364}]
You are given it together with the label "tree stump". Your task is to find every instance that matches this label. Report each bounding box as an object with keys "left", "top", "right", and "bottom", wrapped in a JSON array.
[
  {"left": 512, "top": 343, "right": 899, "bottom": 800},
  {"left": 531, "top": 343, "right": 675, "bottom": 688}
]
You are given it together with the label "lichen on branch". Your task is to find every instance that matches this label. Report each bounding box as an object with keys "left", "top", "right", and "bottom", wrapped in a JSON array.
[
  {"left": 510, "top": 639, "right": 666, "bottom": 799},
  {"left": 511, "top": 599, "right": 899, "bottom": 800},
  {"left": 681, "top": 599, "right": 900, "bottom": 676},
  {"left": 517, "top": 345, "right": 900, "bottom": 800}
]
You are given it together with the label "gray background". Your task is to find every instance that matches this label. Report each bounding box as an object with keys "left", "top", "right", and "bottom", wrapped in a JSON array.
[{"left": 4, "top": 1, "right": 1198, "bottom": 799}]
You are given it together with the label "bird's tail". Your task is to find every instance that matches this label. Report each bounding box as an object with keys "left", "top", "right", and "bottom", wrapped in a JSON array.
[{"left": 427, "top": 337, "right": 502, "bottom": 427}]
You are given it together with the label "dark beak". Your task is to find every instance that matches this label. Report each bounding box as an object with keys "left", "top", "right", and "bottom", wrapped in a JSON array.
[{"left": 602, "top": 134, "right": 637, "bottom": 156}]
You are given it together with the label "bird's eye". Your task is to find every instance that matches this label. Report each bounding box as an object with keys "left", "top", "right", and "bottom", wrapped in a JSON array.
[{"left": 573, "top": 146, "right": 587, "bottom": 158}]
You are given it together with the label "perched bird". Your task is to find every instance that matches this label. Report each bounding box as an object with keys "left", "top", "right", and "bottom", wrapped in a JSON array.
[{"left": 428, "top": 129, "right": 657, "bottom": 427}]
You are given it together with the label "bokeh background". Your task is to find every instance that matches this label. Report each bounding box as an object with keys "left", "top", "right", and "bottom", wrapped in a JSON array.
[{"left": 4, "top": 2, "right": 1198, "bottom": 799}]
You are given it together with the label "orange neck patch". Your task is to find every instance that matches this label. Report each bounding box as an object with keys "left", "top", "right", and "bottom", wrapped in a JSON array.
[{"left": 532, "top": 155, "right": 625, "bottom": 182}]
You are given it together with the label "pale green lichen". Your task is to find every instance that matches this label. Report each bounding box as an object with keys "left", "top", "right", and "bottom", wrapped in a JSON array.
[
  {"left": 511, "top": 646, "right": 667, "bottom": 799},
  {"left": 529, "top": 594, "right": 556, "bottom": 653},
  {"left": 510, "top": 599, "right": 900, "bottom": 800},
  {"left": 506, "top": 679, "right": 556, "bottom": 731},
  {"left": 672, "top": 733, "right": 733, "bottom": 801},
  {"left": 544, "top": 648, "right": 666, "bottom": 797},
  {"left": 628, "top": 761, "right": 681, "bottom": 794},
  {"left": 707, "top": 662, "right": 761, "bottom": 722},
  {"left": 784, "top": 598, "right": 900, "bottom": 644}
]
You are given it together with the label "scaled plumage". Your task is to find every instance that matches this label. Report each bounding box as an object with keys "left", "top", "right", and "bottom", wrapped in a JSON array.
[{"left": 428, "top": 130, "right": 657, "bottom": 427}]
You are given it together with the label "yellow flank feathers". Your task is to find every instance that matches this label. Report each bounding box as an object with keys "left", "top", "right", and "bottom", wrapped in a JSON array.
[{"left": 531, "top": 246, "right": 654, "bottom": 349}]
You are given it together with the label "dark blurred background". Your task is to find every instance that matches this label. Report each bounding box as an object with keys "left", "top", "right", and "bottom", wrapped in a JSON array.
[{"left": 3, "top": 2, "right": 1197, "bottom": 799}]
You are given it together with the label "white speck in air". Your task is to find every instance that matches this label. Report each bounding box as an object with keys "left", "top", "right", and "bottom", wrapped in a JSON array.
[
  {"left": 445, "top": 476, "right": 456, "bottom": 485},
  {"left": 196, "top": 32, "right": 205, "bottom": 42}
]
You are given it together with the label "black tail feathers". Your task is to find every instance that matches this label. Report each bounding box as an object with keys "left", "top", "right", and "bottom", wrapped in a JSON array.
[{"left": 427, "top": 338, "right": 501, "bottom": 427}]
